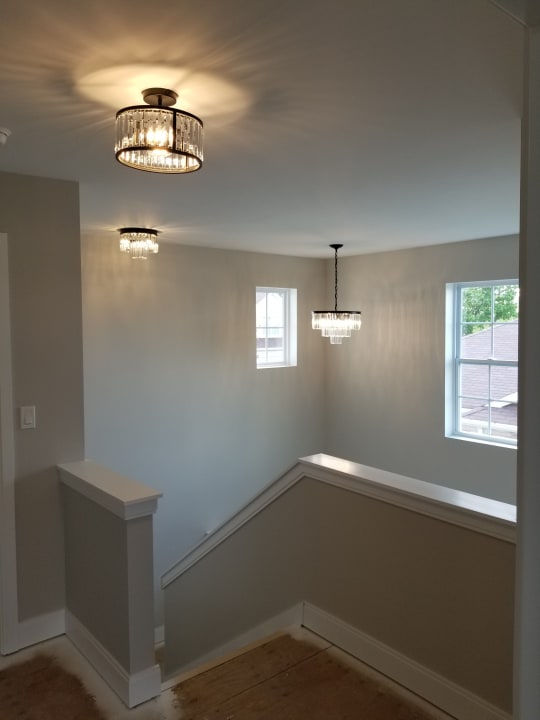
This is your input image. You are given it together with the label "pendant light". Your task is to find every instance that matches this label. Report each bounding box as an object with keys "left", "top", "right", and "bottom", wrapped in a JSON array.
[
  {"left": 115, "top": 88, "right": 203, "bottom": 173},
  {"left": 312, "top": 244, "right": 362, "bottom": 344}
]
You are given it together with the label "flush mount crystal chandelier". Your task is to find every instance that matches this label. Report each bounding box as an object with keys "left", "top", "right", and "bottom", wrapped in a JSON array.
[
  {"left": 115, "top": 88, "right": 203, "bottom": 173},
  {"left": 119, "top": 228, "right": 159, "bottom": 259},
  {"left": 312, "top": 244, "right": 362, "bottom": 344}
]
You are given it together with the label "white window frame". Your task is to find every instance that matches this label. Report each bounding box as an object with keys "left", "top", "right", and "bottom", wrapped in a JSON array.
[
  {"left": 256, "top": 287, "right": 297, "bottom": 369},
  {"left": 445, "top": 279, "right": 518, "bottom": 447}
]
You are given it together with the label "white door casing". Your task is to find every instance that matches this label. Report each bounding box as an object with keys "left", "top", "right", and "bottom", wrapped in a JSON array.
[{"left": 0, "top": 233, "right": 18, "bottom": 653}]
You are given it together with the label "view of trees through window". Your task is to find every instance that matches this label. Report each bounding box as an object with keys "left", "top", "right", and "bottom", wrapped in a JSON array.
[
  {"left": 456, "top": 282, "right": 519, "bottom": 444},
  {"left": 461, "top": 284, "right": 519, "bottom": 335}
]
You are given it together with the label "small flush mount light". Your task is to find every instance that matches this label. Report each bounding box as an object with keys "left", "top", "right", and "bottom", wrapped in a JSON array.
[
  {"left": 118, "top": 228, "right": 159, "bottom": 259},
  {"left": 115, "top": 87, "right": 203, "bottom": 173},
  {"left": 312, "top": 244, "right": 362, "bottom": 344}
]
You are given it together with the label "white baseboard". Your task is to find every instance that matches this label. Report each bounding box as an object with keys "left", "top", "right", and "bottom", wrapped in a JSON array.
[
  {"left": 163, "top": 603, "right": 304, "bottom": 687},
  {"left": 302, "top": 603, "right": 511, "bottom": 720},
  {"left": 16, "top": 608, "right": 65, "bottom": 651},
  {"left": 65, "top": 611, "right": 161, "bottom": 708}
]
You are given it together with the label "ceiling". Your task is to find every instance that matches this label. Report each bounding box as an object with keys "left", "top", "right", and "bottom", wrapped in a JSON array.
[{"left": 0, "top": 0, "right": 524, "bottom": 257}]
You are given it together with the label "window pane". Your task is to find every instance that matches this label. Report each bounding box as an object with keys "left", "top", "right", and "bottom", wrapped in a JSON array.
[
  {"left": 460, "top": 327, "right": 492, "bottom": 360},
  {"left": 491, "top": 365, "right": 518, "bottom": 401},
  {"left": 459, "top": 363, "right": 489, "bottom": 400},
  {"left": 490, "top": 365, "right": 518, "bottom": 440},
  {"left": 265, "top": 329, "right": 284, "bottom": 356},
  {"left": 490, "top": 420, "right": 517, "bottom": 443},
  {"left": 459, "top": 362, "right": 489, "bottom": 436},
  {"left": 266, "top": 331, "right": 284, "bottom": 345},
  {"left": 493, "top": 285, "right": 519, "bottom": 322},
  {"left": 266, "top": 349, "right": 284, "bottom": 364},
  {"left": 492, "top": 321, "right": 518, "bottom": 361},
  {"left": 266, "top": 292, "right": 284, "bottom": 325},
  {"left": 256, "top": 294, "right": 268, "bottom": 328},
  {"left": 461, "top": 286, "right": 492, "bottom": 333},
  {"left": 459, "top": 397, "right": 489, "bottom": 437},
  {"left": 491, "top": 364, "right": 517, "bottom": 441},
  {"left": 458, "top": 364, "right": 518, "bottom": 441}
]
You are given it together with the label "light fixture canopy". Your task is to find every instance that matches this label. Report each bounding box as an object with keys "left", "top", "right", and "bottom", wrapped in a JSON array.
[
  {"left": 118, "top": 227, "right": 159, "bottom": 259},
  {"left": 115, "top": 87, "right": 203, "bottom": 173},
  {"left": 312, "top": 244, "right": 362, "bottom": 344}
]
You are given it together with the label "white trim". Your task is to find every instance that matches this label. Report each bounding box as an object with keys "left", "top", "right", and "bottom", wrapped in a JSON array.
[
  {"left": 16, "top": 608, "right": 65, "bottom": 651},
  {"left": 299, "top": 455, "right": 516, "bottom": 541},
  {"left": 489, "top": 2, "right": 527, "bottom": 26},
  {"left": 66, "top": 611, "right": 161, "bottom": 708},
  {"left": 162, "top": 603, "right": 304, "bottom": 687},
  {"left": 58, "top": 461, "right": 162, "bottom": 520},
  {"left": 302, "top": 603, "right": 511, "bottom": 720},
  {"left": 0, "top": 233, "right": 18, "bottom": 655},
  {"left": 163, "top": 454, "right": 516, "bottom": 588}
]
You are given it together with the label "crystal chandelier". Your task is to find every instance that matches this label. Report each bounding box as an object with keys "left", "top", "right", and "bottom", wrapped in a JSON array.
[
  {"left": 115, "top": 88, "right": 203, "bottom": 173},
  {"left": 118, "top": 228, "right": 159, "bottom": 259},
  {"left": 312, "top": 244, "right": 362, "bottom": 344}
]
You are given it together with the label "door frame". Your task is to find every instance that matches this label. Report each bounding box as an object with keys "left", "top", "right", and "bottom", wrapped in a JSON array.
[{"left": 0, "top": 232, "right": 18, "bottom": 653}]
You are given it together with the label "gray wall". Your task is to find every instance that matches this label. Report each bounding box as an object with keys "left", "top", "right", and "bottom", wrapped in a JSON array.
[
  {"left": 326, "top": 235, "right": 519, "bottom": 503},
  {"left": 0, "top": 171, "right": 85, "bottom": 620},
  {"left": 0, "top": 177, "right": 518, "bottom": 632},
  {"left": 164, "top": 476, "right": 514, "bottom": 713},
  {"left": 63, "top": 485, "right": 155, "bottom": 674},
  {"left": 83, "top": 233, "right": 519, "bottom": 628},
  {"left": 82, "top": 236, "right": 327, "bottom": 624}
]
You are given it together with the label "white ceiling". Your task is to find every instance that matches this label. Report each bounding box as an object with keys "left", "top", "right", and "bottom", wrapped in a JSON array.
[{"left": 0, "top": 0, "right": 524, "bottom": 257}]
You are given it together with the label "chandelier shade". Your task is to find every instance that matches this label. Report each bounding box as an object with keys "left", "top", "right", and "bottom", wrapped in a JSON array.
[
  {"left": 115, "top": 88, "right": 203, "bottom": 173},
  {"left": 312, "top": 244, "right": 361, "bottom": 344},
  {"left": 119, "top": 228, "right": 159, "bottom": 259}
]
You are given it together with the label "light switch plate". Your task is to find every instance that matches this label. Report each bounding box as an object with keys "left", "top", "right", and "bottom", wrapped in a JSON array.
[{"left": 20, "top": 405, "right": 36, "bottom": 429}]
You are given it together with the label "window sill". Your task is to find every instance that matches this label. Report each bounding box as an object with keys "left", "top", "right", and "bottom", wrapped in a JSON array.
[
  {"left": 445, "top": 433, "right": 517, "bottom": 450},
  {"left": 257, "top": 364, "right": 297, "bottom": 370}
]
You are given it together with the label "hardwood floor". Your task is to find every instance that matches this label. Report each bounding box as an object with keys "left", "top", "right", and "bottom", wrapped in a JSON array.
[
  {"left": 0, "top": 636, "right": 177, "bottom": 720},
  {"left": 172, "top": 631, "right": 455, "bottom": 720},
  {"left": 0, "top": 630, "right": 455, "bottom": 719}
]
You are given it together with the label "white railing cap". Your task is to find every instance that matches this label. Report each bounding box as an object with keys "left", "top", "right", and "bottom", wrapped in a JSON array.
[{"left": 58, "top": 460, "right": 162, "bottom": 520}]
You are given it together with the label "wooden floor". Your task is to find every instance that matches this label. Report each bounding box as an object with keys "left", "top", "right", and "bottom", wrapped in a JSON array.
[{"left": 172, "top": 632, "right": 452, "bottom": 720}]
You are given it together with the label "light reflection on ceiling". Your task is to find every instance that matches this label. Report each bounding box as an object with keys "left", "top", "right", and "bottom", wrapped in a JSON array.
[{"left": 0, "top": 0, "right": 524, "bottom": 257}]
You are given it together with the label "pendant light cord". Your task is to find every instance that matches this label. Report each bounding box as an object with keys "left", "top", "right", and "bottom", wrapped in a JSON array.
[
  {"left": 334, "top": 245, "right": 339, "bottom": 312},
  {"left": 328, "top": 242, "right": 343, "bottom": 312}
]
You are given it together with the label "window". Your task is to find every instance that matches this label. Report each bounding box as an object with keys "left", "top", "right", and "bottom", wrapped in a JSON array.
[
  {"left": 256, "top": 287, "right": 297, "bottom": 368},
  {"left": 446, "top": 281, "right": 519, "bottom": 446}
]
